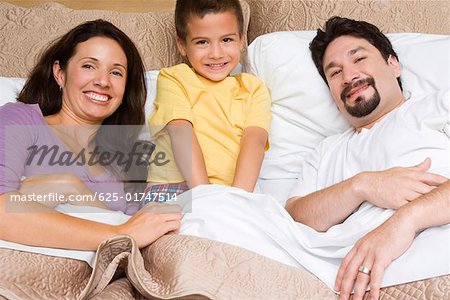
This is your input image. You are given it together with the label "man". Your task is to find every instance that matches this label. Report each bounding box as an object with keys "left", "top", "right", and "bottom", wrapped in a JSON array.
[{"left": 285, "top": 16, "right": 450, "bottom": 300}]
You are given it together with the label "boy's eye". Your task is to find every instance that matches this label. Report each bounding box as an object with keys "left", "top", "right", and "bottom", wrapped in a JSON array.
[
  {"left": 196, "top": 40, "right": 208, "bottom": 45},
  {"left": 355, "top": 57, "right": 366, "bottom": 63}
]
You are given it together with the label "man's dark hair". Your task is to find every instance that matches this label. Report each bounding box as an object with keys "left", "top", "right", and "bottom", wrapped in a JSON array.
[{"left": 309, "top": 16, "right": 402, "bottom": 90}]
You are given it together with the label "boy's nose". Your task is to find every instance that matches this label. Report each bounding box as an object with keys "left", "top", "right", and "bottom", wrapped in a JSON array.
[{"left": 209, "top": 43, "right": 225, "bottom": 59}]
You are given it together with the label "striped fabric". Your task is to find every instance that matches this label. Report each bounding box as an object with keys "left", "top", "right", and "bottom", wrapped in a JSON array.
[{"left": 143, "top": 182, "right": 189, "bottom": 205}]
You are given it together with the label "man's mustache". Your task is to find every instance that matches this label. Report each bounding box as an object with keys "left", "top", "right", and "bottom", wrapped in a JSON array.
[{"left": 341, "top": 77, "right": 376, "bottom": 103}]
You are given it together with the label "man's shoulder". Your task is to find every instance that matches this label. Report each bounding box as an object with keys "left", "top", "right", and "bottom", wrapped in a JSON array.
[
  {"left": 398, "top": 89, "right": 449, "bottom": 123},
  {"left": 311, "top": 128, "right": 356, "bottom": 158},
  {"left": 404, "top": 89, "right": 449, "bottom": 109}
]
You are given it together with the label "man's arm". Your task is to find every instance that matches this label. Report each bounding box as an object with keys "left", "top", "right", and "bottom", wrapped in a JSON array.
[
  {"left": 285, "top": 174, "right": 365, "bottom": 232},
  {"left": 286, "top": 158, "right": 447, "bottom": 232},
  {"left": 232, "top": 126, "right": 268, "bottom": 192},
  {"left": 335, "top": 179, "right": 450, "bottom": 300}
]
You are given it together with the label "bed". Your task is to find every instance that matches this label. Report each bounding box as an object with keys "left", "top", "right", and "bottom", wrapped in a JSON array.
[{"left": 0, "top": 0, "right": 449, "bottom": 299}]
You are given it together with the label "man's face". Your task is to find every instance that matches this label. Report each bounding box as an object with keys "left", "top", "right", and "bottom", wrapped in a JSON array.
[{"left": 322, "top": 36, "right": 403, "bottom": 130}]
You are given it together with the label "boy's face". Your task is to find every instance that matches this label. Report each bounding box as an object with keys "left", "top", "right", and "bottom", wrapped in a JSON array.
[{"left": 177, "top": 11, "right": 244, "bottom": 82}]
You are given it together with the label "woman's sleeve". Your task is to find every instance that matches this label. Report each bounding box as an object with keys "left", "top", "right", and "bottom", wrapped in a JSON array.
[{"left": 0, "top": 104, "right": 35, "bottom": 195}]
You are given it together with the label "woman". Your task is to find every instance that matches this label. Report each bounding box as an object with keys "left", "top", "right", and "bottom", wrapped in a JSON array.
[{"left": 0, "top": 20, "right": 181, "bottom": 250}]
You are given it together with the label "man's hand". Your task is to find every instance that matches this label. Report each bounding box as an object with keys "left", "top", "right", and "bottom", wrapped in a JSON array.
[
  {"left": 362, "top": 158, "right": 447, "bottom": 209},
  {"left": 335, "top": 213, "right": 416, "bottom": 300}
]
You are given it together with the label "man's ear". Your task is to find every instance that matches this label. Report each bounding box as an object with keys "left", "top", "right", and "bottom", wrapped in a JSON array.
[
  {"left": 52, "top": 61, "right": 65, "bottom": 88},
  {"left": 387, "top": 55, "right": 401, "bottom": 78},
  {"left": 176, "top": 37, "right": 187, "bottom": 57}
]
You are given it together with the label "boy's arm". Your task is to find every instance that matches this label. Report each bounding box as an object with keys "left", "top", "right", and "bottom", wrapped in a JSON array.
[
  {"left": 232, "top": 126, "right": 268, "bottom": 192},
  {"left": 167, "top": 119, "right": 209, "bottom": 188}
]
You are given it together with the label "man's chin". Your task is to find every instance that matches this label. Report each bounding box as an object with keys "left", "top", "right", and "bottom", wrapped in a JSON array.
[{"left": 345, "top": 99, "right": 379, "bottom": 118}]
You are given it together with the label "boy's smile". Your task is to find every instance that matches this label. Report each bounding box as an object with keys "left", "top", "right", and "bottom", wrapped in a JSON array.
[{"left": 176, "top": 11, "right": 244, "bottom": 82}]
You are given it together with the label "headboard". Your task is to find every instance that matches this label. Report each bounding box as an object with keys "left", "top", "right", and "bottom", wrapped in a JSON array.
[
  {"left": 245, "top": 0, "right": 450, "bottom": 43},
  {"left": 1, "top": 0, "right": 449, "bottom": 77},
  {"left": 0, "top": 0, "right": 249, "bottom": 76}
]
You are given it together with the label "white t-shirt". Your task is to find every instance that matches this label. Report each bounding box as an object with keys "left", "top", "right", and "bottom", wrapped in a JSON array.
[{"left": 289, "top": 89, "right": 450, "bottom": 198}]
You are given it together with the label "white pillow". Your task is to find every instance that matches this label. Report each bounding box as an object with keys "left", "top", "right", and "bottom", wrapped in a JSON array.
[
  {"left": 0, "top": 77, "right": 26, "bottom": 106},
  {"left": 248, "top": 31, "right": 450, "bottom": 179}
]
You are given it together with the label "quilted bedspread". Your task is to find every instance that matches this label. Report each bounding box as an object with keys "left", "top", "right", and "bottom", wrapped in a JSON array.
[{"left": 1, "top": 234, "right": 449, "bottom": 299}]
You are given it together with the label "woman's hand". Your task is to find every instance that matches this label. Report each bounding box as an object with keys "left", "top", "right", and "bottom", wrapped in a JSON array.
[{"left": 117, "top": 202, "right": 182, "bottom": 248}]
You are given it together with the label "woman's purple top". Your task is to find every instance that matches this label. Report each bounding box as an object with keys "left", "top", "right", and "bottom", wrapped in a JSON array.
[{"left": 0, "top": 102, "right": 139, "bottom": 214}]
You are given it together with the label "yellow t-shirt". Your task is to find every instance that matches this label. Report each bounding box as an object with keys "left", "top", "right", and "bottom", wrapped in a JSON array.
[{"left": 148, "top": 63, "right": 271, "bottom": 185}]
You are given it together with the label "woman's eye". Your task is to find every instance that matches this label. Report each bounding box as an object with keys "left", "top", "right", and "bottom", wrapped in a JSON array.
[
  {"left": 82, "top": 64, "right": 94, "bottom": 69},
  {"left": 223, "top": 37, "right": 233, "bottom": 43},
  {"left": 355, "top": 57, "right": 366, "bottom": 63},
  {"left": 196, "top": 40, "right": 208, "bottom": 45},
  {"left": 111, "top": 70, "right": 124, "bottom": 77}
]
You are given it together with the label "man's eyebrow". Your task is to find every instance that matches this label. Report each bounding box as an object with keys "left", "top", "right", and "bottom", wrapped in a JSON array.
[
  {"left": 324, "top": 46, "right": 366, "bottom": 73},
  {"left": 348, "top": 46, "right": 365, "bottom": 56},
  {"left": 324, "top": 61, "right": 336, "bottom": 73}
]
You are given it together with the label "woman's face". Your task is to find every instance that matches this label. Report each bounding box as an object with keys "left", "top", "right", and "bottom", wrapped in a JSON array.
[{"left": 53, "top": 36, "right": 128, "bottom": 125}]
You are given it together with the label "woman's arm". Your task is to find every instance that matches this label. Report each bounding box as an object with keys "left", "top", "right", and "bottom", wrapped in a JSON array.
[
  {"left": 166, "top": 119, "right": 209, "bottom": 189},
  {"left": 232, "top": 126, "right": 268, "bottom": 192},
  {"left": 0, "top": 192, "right": 181, "bottom": 250}
]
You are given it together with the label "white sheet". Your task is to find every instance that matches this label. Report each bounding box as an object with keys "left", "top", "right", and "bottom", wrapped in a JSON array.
[
  {"left": 1, "top": 183, "right": 448, "bottom": 291},
  {"left": 180, "top": 184, "right": 450, "bottom": 291},
  {"left": 0, "top": 205, "right": 130, "bottom": 266}
]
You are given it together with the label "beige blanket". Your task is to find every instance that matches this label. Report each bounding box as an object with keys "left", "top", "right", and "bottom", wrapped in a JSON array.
[{"left": 1, "top": 235, "right": 448, "bottom": 299}]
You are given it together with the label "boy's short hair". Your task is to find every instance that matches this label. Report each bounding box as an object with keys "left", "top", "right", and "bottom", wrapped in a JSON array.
[
  {"left": 309, "top": 16, "right": 402, "bottom": 90},
  {"left": 175, "top": 0, "right": 244, "bottom": 42}
]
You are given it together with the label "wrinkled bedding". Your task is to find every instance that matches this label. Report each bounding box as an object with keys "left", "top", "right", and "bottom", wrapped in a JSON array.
[
  {"left": 180, "top": 185, "right": 450, "bottom": 291},
  {"left": 1, "top": 234, "right": 449, "bottom": 300}
]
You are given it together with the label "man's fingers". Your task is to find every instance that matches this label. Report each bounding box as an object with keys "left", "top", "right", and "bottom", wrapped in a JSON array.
[
  {"left": 369, "top": 262, "right": 384, "bottom": 300},
  {"left": 420, "top": 173, "right": 448, "bottom": 186},
  {"left": 352, "top": 270, "right": 371, "bottom": 300},
  {"left": 413, "top": 182, "right": 435, "bottom": 195},
  {"left": 335, "top": 248, "right": 356, "bottom": 291},
  {"left": 413, "top": 157, "right": 431, "bottom": 171},
  {"left": 338, "top": 253, "right": 366, "bottom": 299}
]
